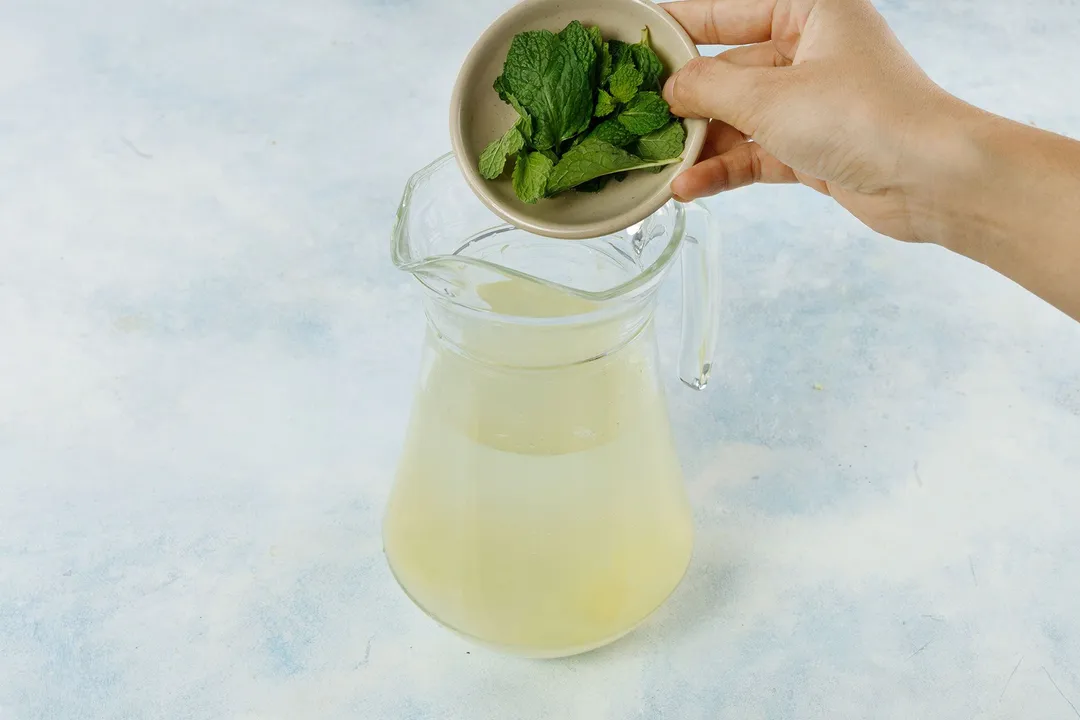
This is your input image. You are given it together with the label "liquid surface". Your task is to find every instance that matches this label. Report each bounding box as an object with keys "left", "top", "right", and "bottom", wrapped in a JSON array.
[{"left": 384, "top": 279, "right": 693, "bottom": 657}]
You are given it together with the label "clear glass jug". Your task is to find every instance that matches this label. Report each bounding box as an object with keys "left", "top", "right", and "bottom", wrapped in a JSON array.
[{"left": 385, "top": 153, "right": 721, "bottom": 658}]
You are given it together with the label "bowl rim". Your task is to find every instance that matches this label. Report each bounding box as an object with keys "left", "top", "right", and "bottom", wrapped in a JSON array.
[{"left": 448, "top": 0, "right": 706, "bottom": 240}]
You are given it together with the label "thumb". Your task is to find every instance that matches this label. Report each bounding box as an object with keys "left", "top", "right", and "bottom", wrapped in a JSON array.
[{"left": 663, "top": 56, "right": 785, "bottom": 136}]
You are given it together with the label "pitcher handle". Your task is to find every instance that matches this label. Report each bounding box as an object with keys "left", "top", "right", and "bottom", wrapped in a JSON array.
[{"left": 678, "top": 201, "right": 722, "bottom": 391}]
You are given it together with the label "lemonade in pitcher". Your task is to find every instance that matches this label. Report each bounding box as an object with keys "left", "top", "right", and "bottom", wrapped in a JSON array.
[
  {"left": 384, "top": 278, "right": 694, "bottom": 657},
  {"left": 385, "top": 154, "right": 720, "bottom": 657}
]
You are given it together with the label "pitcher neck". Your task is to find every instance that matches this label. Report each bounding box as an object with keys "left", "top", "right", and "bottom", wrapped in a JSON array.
[{"left": 423, "top": 291, "right": 658, "bottom": 369}]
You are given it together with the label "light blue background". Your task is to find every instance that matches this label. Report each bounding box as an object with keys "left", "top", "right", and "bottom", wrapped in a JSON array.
[{"left": 2, "top": 0, "right": 1080, "bottom": 718}]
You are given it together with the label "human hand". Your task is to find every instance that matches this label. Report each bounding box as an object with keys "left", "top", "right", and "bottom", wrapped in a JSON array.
[{"left": 662, "top": 0, "right": 960, "bottom": 243}]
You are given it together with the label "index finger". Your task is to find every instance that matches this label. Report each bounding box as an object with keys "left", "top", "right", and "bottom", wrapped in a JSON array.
[{"left": 661, "top": 0, "right": 775, "bottom": 46}]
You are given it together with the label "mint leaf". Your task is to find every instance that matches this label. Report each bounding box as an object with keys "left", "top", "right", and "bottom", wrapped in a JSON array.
[
  {"left": 513, "top": 151, "right": 555, "bottom": 204},
  {"left": 501, "top": 30, "right": 593, "bottom": 150},
  {"left": 559, "top": 21, "right": 598, "bottom": 82},
  {"left": 587, "top": 25, "right": 604, "bottom": 53},
  {"left": 478, "top": 123, "right": 527, "bottom": 180},
  {"left": 598, "top": 41, "right": 614, "bottom": 85},
  {"left": 493, "top": 74, "right": 512, "bottom": 103},
  {"left": 507, "top": 95, "right": 534, "bottom": 143},
  {"left": 608, "top": 60, "right": 643, "bottom": 104},
  {"left": 587, "top": 26, "right": 608, "bottom": 84},
  {"left": 634, "top": 120, "right": 686, "bottom": 161},
  {"left": 594, "top": 89, "right": 617, "bottom": 118},
  {"left": 608, "top": 40, "right": 628, "bottom": 70},
  {"left": 617, "top": 91, "right": 671, "bottom": 135},
  {"left": 630, "top": 28, "right": 664, "bottom": 91},
  {"left": 589, "top": 118, "right": 637, "bottom": 148},
  {"left": 546, "top": 137, "right": 680, "bottom": 195}
]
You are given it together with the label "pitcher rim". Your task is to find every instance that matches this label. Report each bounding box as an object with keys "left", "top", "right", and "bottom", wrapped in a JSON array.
[{"left": 391, "top": 153, "right": 688, "bottom": 307}]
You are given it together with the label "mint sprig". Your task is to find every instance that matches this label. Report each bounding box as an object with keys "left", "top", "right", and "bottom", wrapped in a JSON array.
[{"left": 480, "top": 22, "right": 686, "bottom": 205}]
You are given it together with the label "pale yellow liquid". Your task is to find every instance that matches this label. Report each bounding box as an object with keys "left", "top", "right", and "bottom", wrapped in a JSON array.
[{"left": 384, "top": 279, "right": 693, "bottom": 657}]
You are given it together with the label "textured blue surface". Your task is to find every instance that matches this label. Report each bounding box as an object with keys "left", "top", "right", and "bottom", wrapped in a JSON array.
[{"left": 2, "top": 0, "right": 1080, "bottom": 718}]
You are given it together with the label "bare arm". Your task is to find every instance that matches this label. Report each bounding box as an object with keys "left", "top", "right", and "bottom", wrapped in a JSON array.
[
  {"left": 919, "top": 106, "right": 1080, "bottom": 320},
  {"left": 661, "top": 0, "right": 1080, "bottom": 321}
]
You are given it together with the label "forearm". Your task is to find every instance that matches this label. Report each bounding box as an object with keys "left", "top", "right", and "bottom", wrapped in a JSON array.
[{"left": 917, "top": 99, "right": 1080, "bottom": 320}]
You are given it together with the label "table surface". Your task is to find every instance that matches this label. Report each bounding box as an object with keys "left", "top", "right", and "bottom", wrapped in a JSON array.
[{"left": 3, "top": 0, "right": 1080, "bottom": 718}]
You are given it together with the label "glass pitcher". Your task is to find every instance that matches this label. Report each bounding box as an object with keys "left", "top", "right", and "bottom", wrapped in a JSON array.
[{"left": 384, "top": 153, "right": 721, "bottom": 658}]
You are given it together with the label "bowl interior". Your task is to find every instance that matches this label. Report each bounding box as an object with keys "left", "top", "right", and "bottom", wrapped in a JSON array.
[{"left": 449, "top": 0, "right": 706, "bottom": 240}]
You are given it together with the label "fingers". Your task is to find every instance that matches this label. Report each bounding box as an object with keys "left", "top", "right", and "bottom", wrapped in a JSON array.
[
  {"left": 699, "top": 119, "right": 747, "bottom": 161},
  {"left": 663, "top": 55, "right": 786, "bottom": 132},
  {"left": 719, "top": 41, "right": 792, "bottom": 67},
  {"left": 661, "top": 0, "right": 775, "bottom": 46},
  {"left": 672, "top": 142, "right": 797, "bottom": 200},
  {"left": 793, "top": 170, "right": 832, "bottom": 197}
]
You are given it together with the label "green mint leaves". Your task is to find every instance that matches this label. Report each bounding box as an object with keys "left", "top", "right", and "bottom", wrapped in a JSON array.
[
  {"left": 559, "top": 21, "right": 598, "bottom": 82},
  {"left": 589, "top": 118, "right": 637, "bottom": 148},
  {"left": 547, "top": 138, "right": 681, "bottom": 196},
  {"left": 513, "top": 151, "right": 555, "bottom": 204},
  {"left": 479, "top": 122, "right": 527, "bottom": 180},
  {"left": 631, "top": 28, "right": 663, "bottom": 91},
  {"left": 608, "top": 62, "right": 644, "bottom": 104},
  {"left": 479, "top": 22, "right": 686, "bottom": 204},
  {"left": 494, "top": 29, "right": 593, "bottom": 150},
  {"left": 594, "top": 89, "right": 617, "bottom": 118},
  {"left": 616, "top": 92, "right": 672, "bottom": 135},
  {"left": 635, "top": 120, "right": 688, "bottom": 162}
]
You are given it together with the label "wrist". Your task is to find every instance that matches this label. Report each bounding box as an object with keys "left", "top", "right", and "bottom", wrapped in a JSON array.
[
  {"left": 901, "top": 94, "right": 1003, "bottom": 253},
  {"left": 903, "top": 94, "right": 1080, "bottom": 319}
]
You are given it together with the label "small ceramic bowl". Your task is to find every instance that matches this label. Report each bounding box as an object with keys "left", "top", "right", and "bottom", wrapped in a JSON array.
[{"left": 449, "top": 0, "right": 706, "bottom": 240}]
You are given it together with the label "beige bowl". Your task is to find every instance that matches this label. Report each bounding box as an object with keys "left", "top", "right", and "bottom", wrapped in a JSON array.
[{"left": 449, "top": 0, "right": 706, "bottom": 240}]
